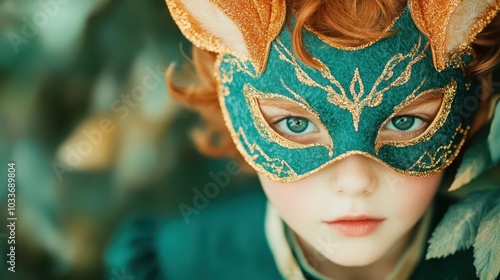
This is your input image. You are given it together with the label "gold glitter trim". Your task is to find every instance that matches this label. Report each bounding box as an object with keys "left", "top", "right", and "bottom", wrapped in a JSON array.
[
  {"left": 243, "top": 82, "right": 334, "bottom": 156},
  {"left": 408, "top": 0, "right": 461, "bottom": 71},
  {"left": 218, "top": 56, "right": 257, "bottom": 92},
  {"left": 215, "top": 55, "right": 298, "bottom": 181},
  {"left": 165, "top": 0, "right": 243, "bottom": 58},
  {"left": 375, "top": 79, "right": 457, "bottom": 153},
  {"left": 211, "top": 0, "right": 286, "bottom": 73},
  {"left": 408, "top": 125, "right": 470, "bottom": 171},
  {"left": 306, "top": 10, "right": 405, "bottom": 51},
  {"left": 273, "top": 37, "right": 427, "bottom": 131},
  {"left": 458, "top": 2, "right": 500, "bottom": 57},
  {"left": 447, "top": 45, "right": 475, "bottom": 71},
  {"left": 409, "top": 0, "right": 500, "bottom": 71},
  {"left": 236, "top": 127, "right": 298, "bottom": 178},
  {"left": 215, "top": 55, "right": 468, "bottom": 183},
  {"left": 445, "top": 1, "right": 499, "bottom": 70},
  {"left": 252, "top": 146, "right": 467, "bottom": 183},
  {"left": 166, "top": 0, "right": 286, "bottom": 72}
]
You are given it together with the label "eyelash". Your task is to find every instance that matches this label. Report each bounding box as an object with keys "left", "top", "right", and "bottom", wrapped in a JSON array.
[
  {"left": 385, "top": 113, "right": 432, "bottom": 138},
  {"left": 396, "top": 126, "right": 426, "bottom": 137},
  {"left": 272, "top": 113, "right": 432, "bottom": 142}
]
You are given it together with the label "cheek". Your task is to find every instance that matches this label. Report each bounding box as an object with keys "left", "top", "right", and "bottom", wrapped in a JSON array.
[
  {"left": 387, "top": 172, "right": 443, "bottom": 222},
  {"left": 258, "top": 174, "right": 315, "bottom": 227}
]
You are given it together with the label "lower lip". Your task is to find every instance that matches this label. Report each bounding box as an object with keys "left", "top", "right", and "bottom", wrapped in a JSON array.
[{"left": 327, "top": 220, "right": 384, "bottom": 237}]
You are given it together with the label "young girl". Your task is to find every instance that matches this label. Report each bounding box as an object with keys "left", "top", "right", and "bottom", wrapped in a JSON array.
[{"left": 106, "top": 0, "right": 500, "bottom": 279}]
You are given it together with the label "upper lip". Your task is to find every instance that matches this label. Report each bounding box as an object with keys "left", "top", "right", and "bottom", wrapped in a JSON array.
[{"left": 326, "top": 215, "right": 385, "bottom": 223}]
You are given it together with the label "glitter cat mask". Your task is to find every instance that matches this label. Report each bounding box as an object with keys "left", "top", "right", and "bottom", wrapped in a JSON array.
[{"left": 167, "top": 0, "right": 500, "bottom": 182}]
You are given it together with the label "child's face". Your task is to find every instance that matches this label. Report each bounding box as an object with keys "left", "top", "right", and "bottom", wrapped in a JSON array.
[
  {"left": 253, "top": 60, "right": 446, "bottom": 267},
  {"left": 259, "top": 158, "right": 442, "bottom": 267},
  {"left": 212, "top": 6, "right": 472, "bottom": 268}
]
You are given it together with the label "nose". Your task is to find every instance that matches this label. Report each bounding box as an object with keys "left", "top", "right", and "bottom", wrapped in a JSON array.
[{"left": 326, "top": 154, "right": 378, "bottom": 196}]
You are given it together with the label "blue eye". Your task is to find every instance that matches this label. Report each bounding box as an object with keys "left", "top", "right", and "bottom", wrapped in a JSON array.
[
  {"left": 277, "top": 117, "right": 317, "bottom": 134},
  {"left": 385, "top": 116, "right": 423, "bottom": 131}
]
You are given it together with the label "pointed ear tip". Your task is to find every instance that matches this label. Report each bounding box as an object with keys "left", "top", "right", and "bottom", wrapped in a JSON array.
[
  {"left": 428, "top": 44, "right": 446, "bottom": 72},
  {"left": 435, "top": 63, "right": 446, "bottom": 72},
  {"left": 249, "top": 57, "right": 267, "bottom": 74},
  {"left": 255, "top": 62, "right": 266, "bottom": 73}
]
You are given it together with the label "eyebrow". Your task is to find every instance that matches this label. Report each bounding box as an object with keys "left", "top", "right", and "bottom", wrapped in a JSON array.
[
  {"left": 258, "top": 98, "right": 311, "bottom": 115},
  {"left": 399, "top": 91, "right": 443, "bottom": 112}
]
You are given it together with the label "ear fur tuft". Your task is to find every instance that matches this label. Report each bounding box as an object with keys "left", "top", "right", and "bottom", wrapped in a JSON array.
[
  {"left": 166, "top": 0, "right": 286, "bottom": 73},
  {"left": 409, "top": 0, "right": 500, "bottom": 71}
]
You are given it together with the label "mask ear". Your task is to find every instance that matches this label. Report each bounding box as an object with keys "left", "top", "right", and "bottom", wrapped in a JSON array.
[
  {"left": 409, "top": 0, "right": 500, "bottom": 71},
  {"left": 166, "top": 0, "right": 286, "bottom": 73}
]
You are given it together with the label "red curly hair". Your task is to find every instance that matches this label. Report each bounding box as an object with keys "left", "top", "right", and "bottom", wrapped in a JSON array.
[{"left": 167, "top": 0, "right": 500, "bottom": 166}]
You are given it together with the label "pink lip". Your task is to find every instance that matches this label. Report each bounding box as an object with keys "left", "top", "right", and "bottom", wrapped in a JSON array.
[{"left": 326, "top": 216, "right": 385, "bottom": 237}]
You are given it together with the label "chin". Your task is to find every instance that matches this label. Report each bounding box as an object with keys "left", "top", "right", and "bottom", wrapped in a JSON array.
[
  {"left": 328, "top": 255, "right": 380, "bottom": 267},
  {"left": 322, "top": 243, "right": 386, "bottom": 267}
]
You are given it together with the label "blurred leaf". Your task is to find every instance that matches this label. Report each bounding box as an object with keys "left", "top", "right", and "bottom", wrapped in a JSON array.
[
  {"left": 56, "top": 113, "right": 121, "bottom": 171},
  {"left": 487, "top": 98, "right": 500, "bottom": 164},
  {"left": 450, "top": 99, "right": 500, "bottom": 191},
  {"left": 474, "top": 193, "right": 500, "bottom": 280},
  {"left": 449, "top": 124, "right": 492, "bottom": 191},
  {"left": 426, "top": 190, "right": 496, "bottom": 259}
]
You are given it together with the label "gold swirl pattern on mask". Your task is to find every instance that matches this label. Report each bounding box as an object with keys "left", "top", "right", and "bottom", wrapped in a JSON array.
[
  {"left": 218, "top": 56, "right": 258, "bottom": 94},
  {"left": 273, "top": 37, "right": 428, "bottom": 131},
  {"left": 408, "top": 124, "right": 469, "bottom": 171},
  {"left": 234, "top": 127, "right": 298, "bottom": 178},
  {"left": 375, "top": 78, "right": 457, "bottom": 153},
  {"left": 243, "top": 82, "right": 334, "bottom": 156},
  {"left": 250, "top": 148, "right": 465, "bottom": 183},
  {"left": 215, "top": 55, "right": 299, "bottom": 181},
  {"left": 215, "top": 54, "right": 465, "bottom": 183}
]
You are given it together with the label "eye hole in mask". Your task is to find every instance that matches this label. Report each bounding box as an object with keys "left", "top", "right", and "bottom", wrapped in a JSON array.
[
  {"left": 379, "top": 91, "right": 443, "bottom": 141},
  {"left": 259, "top": 93, "right": 442, "bottom": 147},
  {"left": 258, "top": 98, "right": 326, "bottom": 145},
  {"left": 375, "top": 79, "right": 457, "bottom": 153},
  {"left": 244, "top": 83, "right": 335, "bottom": 156}
]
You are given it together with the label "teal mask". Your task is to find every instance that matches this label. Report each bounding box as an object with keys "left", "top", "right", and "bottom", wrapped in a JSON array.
[{"left": 216, "top": 8, "right": 475, "bottom": 182}]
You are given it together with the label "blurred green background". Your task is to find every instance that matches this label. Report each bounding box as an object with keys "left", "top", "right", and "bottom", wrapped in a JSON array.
[
  {"left": 0, "top": 0, "right": 258, "bottom": 279},
  {"left": 1, "top": 1, "right": 499, "bottom": 280}
]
